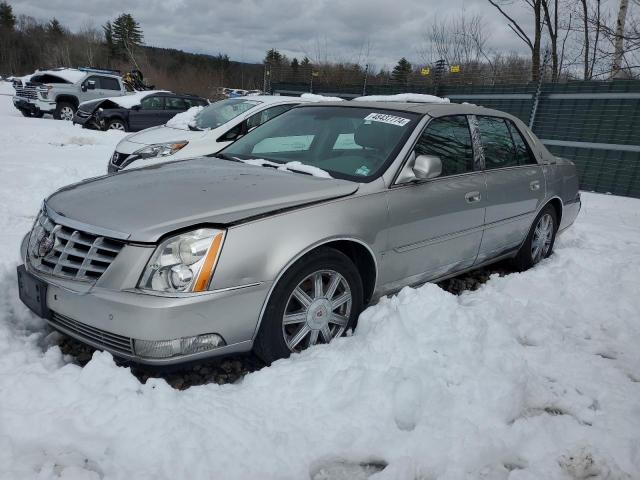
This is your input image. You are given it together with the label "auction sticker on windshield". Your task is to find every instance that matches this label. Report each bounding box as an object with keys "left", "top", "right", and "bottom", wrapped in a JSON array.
[{"left": 364, "top": 112, "right": 411, "bottom": 127}]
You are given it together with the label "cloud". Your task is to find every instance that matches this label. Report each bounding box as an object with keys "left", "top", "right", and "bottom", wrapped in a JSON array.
[{"left": 11, "top": 0, "right": 533, "bottom": 68}]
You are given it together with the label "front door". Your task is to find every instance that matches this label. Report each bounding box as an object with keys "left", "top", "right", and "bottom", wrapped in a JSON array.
[
  {"left": 474, "top": 116, "right": 546, "bottom": 262},
  {"left": 382, "top": 115, "right": 486, "bottom": 290},
  {"left": 129, "top": 95, "right": 166, "bottom": 131}
]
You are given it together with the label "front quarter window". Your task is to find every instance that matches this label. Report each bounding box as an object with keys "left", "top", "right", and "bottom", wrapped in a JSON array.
[{"left": 221, "top": 106, "right": 418, "bottom": 181}]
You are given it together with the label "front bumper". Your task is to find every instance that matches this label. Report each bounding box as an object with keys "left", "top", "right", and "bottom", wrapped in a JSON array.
[
  {"left": 19, "top": 237, "right": 270, "bottom": 366},
  {"left": 13, "top": 96, "right": 56, "bottom": 114}
]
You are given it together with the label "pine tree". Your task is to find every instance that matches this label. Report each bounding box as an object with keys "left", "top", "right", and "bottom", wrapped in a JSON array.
[
  {"left": 47, "top": 18, "right": 64, "bottom": 36},
  {"left": 0, "top": 1, "right": 15, "bottom": 30},
  {"left": 111, "top": 13, "right": 143, "bottom": 66},
  {"left": 300, "top": 56, "right": 311, "bottom": 67},
  {"left": 264, "top": 48, "right": 283, "bottom": 65},
  {"left": 392, "top": 57, "right": 412, "bottom": 84}
]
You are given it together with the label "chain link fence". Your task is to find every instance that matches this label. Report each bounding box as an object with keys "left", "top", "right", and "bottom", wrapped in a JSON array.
[{"left": 268, "top": 62, "right": 640, "bottom": 198}]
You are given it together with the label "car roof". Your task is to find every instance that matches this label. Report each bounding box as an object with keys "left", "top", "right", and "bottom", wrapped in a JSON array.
[
  {"left": 295, "top": 100, "right": 520, "bottom": 122},
  {"left": 239, "top": 95, "right": 313, "bottom": 104}
]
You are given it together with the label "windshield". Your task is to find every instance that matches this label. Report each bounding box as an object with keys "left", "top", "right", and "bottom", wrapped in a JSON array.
[
  {"left": 221, "top": 106, "right": 419, "bottom": 181},
  {"left": 193, "top": 98, "right": 261, "bottom": 130}
]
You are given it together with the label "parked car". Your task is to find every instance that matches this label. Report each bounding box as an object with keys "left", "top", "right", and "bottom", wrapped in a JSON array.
[
  {"left": 17, "top": 100, "right": 581, "bottom": 366},
  {"left": 107, "top": 95, "right": 309, "bottom": 172},
  {"left": 12, "top": 67, "right": 126, "bottom": 120},
  {"left": 74, "top": 91, "right": 209, "bottom": 132}
]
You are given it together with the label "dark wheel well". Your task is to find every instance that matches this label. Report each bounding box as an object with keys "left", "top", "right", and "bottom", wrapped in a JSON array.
[
  {"left": 55, "top": 95, "right": 79, "bottom": 109},
  {"left": 548, "top": 198, "right": 563, "bottom": 225},
  {"left": 315, "top": 240, "right": 377, "bottom": 304}
]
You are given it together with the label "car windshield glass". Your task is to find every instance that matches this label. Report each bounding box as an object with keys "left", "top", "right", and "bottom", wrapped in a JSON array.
[
  {"left": 221, "top": 106, "right": 419, "bottom": 181},
  {"left": 193, "top": 99, "right": 261, "bottom": 130}
]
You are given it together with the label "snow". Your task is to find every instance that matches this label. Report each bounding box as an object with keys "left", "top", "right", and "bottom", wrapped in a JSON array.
[
  {"left": 103, "top": 90, "right": 171, "bottom": 109},
  {"left": 353, "top": 93, "right": 450, "bottom": 104},
  {"left": 0, "top": 80, "right": 14, "bottom": 96},
  {"left": 165, "top": 106, "right": 204, "bottom": 130},
  {"left": 239, "top": 158, "right": 333, "bottom": 178},
  {"left": 300, "top": 93, "right": 345, "bottom": 102},
  {"left": 1, "top": 91, "right": 640, "bottom": 479},
  {"left": 14, "top": 68, "right": 88, "bottom": 85}
]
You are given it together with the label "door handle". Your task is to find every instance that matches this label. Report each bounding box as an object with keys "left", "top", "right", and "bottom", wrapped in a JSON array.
[
  {"left": 465, "top": 191, "right": 481, "bottom": 203},
  {"left": 530, "top": 180, "right": 541, "bottom": 191}
]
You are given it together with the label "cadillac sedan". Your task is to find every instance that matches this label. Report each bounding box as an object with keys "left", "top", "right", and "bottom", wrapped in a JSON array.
[{"left": 17, "top": 100, "right": 580, "bottom": 365}]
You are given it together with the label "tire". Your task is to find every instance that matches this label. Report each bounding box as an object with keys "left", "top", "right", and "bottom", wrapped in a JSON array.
[
  {"left": 32, "top": 111, "right": 44, "bottom": 118},
  {"left": 19, "top": 109, "right": 32, "bottom": 117},
  {"left": 54, "top": 101, "right": 76, "bottom": 121},
  {"left": 106, "top": 119, "right": 128, "bottom": 132},
  {"left": 254, "top": 247, "right": 363, "bottom": 364},
  {"left": 513, "top": 204, "right": 558, "bottom": 271}
]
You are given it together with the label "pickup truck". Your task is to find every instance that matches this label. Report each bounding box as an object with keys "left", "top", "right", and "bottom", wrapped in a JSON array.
[{"left": 12, "top": 67, "right": 127, "bottom": 120}]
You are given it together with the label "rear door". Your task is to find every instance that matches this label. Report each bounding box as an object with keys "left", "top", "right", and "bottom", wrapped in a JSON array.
[
  {"left": 128, "top": 95, "right": 166, "bottom": 131},
  {"left": 474, "top": 115, "right": 546, "bottom": 263},
  {"left": 382, "top": 115, "right": 487, "bottom": 288}
]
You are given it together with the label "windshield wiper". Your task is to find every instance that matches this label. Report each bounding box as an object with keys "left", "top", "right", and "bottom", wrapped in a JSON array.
[
  {"left": 213, "top": 153, "right": 240, "bottom": 162},
  {"left": 188, "top": 124, "right": 203, "bottom": 131}
]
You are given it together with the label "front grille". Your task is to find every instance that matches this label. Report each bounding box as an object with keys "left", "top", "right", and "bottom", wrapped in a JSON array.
[
  {"left": 15, "top": 84, "right": 38, "bottom": 100},
  {"left": 50, "top": 312, "right": 134, "bottom": 355},
  {"left": 110, "top": 151, "right": 130, "bottom": 168},
  {"left": 28, "top": 212, "right": 124, "bottom": 282}
]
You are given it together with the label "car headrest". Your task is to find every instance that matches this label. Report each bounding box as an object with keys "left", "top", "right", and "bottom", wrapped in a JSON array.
[{"left": 354, "top": 122, "right": 393, "bottom": 150}]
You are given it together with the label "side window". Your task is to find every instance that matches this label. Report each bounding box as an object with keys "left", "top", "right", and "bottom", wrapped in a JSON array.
[
  {"left": 477, "top": 116, "right": 518, "bottom": 169},
  {"left": 247, "top": 104, "right": 295, "bottom": 129},
  {"left": 184, "top": 98, "right": 207, "bottom": 108},
  {"left": 140, "top": 96, "right": 164, "bottom": 110},
  {"left": 507, "top": 121, "right": 537, "bottom": 165},
  {"left": 166, "top": 97, "right": 187, "bottom": 110},
  {"left": 415, "top": 115, "right": 474, "bottom": 177},
  {"left": 99, "top": 77, "right": 121, "bottom": 90}
]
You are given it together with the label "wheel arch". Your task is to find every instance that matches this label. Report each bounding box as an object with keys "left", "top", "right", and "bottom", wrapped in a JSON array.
[
  {"left": 546, "top": 196, "right": 563, "bottom": 224},
  {"left": 252, "top": 237, "right": 378, "bottom": 340},
  {"left": 55, "top": 95, "right": 79, "bottom": 109}
]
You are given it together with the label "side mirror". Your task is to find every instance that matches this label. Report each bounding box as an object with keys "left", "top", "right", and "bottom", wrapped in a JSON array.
[
  {"left": 81, "top": 84, "right": 87, "bottom": 92},
  {"left": 86, "top": 80, "right": 96, "bottom": 90},
  {"left": 413, "top": 154, "right": 442, "bottom": 179}
]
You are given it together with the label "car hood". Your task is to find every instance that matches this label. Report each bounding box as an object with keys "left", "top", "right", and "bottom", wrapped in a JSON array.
[
  {"left": 123, "top": 125, "right": 209, "bottom": 145},
  {"left": 46, "top": 159, "right": 358, "bottom": 242}
]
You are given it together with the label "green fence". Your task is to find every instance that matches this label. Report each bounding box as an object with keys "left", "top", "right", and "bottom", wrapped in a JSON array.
[{"left": 273, "top": 80, "right": 640, "bottom": 198}]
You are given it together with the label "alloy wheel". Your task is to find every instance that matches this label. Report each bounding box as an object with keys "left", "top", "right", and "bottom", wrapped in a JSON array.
[
  {"left": 60, "top": 106, "right": 74, "bottom": 121},
  {"left": 282, "top": 269, "right": 352, "bottom": 352},
  {"left": 108, "top": 122, "right": 126, "bottom": 131},
  {"left": 531, "top": 213, "right": 554, "bottom": 263}
]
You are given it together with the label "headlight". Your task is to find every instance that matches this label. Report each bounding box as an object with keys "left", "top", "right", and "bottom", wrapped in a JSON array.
[
  {"left": 133, "top": 141, "right": 188, "bottom": 160},
  {"left": 139, "top": 228, "right": 225, "bottom": 293}
]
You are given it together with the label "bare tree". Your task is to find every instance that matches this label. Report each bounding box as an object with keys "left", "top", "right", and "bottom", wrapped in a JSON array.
[
  {"left": 541, "top": 0, "right": 559, "bottom": 80},
  {"left": 612, "top": 0, "right": 630, "bottom": 76},
  {"left": 488, "top": 0, "right": 543, "bottom": 81}
]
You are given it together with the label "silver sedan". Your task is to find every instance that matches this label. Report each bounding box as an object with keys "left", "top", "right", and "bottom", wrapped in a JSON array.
[{"left": 17, "top": 100, "right": 581, "bottom": 365}]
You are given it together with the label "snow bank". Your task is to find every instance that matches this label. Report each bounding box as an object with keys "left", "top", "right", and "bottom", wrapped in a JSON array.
[
  {"left": 353, "top": 93, "right": 450, "bottom": 104},
  {"left": 105, "top": 90, "right": 171, "bottom": 108},
  {"left": 300, "top": 93, "right": 344, "bottom": 102},
  {"left": 0, "top": 81, "right": 14, "bottom": 96},
  {"left": 0, "top": 92, "right": 639, "bottom": 479},
  {"left": 165, "top": 106, "right": 204, "bottom": 130},
  {"left": 239, "top": 158, "right": 333, "bottom": 178}
]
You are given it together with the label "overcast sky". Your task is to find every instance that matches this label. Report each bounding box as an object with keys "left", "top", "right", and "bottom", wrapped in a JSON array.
[{"left": 10, "top": 0, "right": 533, "bottom": 68}]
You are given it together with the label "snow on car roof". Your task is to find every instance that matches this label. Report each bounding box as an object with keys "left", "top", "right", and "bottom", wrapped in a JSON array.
[
  {"left": 353, "top": 93, "right": 450, "bottom": 104},
  {"left": 103, "top": 90, "right": 171, "bottom": 108},
  {"left": 300, "top": 93, "right": 344, "bottom": 102},
  {"left": 31, "top": 68, "right": 88, "bottom": 84}
]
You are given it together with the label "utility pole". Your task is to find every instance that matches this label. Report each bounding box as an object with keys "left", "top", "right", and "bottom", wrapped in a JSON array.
[{"left": 362, "top": 63, "right": 369, "bottom": 96}]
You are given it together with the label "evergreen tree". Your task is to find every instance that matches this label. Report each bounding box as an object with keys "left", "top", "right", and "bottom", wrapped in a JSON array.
[
  {"left": 300, "top": 56, "right": 311, "bottom": 67},
  {"left": 0, "top": 1, "right": 15, "bottom": 30},
  {"left": 111, "top": 13, "right": 143, "bottom": 64},
  {"left": 392, "top": 57, "right": 412, "bottom": 84},
  {"left": 47, "top": 18, "right": 64, "bottom": 36},
  {"left": 264, "top": 48, "right": 283, "bottom": 65}
]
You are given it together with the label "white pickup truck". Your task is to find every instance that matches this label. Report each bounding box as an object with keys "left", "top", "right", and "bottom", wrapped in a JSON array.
[{"left": 12, "top": 67, "right": 127, "bottom": 120}]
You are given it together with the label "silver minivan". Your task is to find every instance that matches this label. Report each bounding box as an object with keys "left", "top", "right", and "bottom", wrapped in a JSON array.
[{"left": 17, "top": 100, "right": 581, "bottom": 365}]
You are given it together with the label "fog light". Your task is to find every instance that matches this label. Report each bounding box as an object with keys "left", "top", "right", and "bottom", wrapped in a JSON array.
[{"left": 134, "top": 333, "right": 225, "bottom": 359}]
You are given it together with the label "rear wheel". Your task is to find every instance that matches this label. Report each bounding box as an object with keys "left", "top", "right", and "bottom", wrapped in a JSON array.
[
  {"left": 106, "top": 119, "right": 128, "bottom": 132},
  {"left": 54, "top": 101, "right": 76, "bottom": 121},
  {"left": 254, "top": 248, "right": 363, "bottom": 364},
  {"left": 514, "top": 204, "right": 558, "bottom": 271}
]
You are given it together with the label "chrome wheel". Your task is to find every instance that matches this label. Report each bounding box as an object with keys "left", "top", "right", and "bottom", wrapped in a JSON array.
[
  {"left": 60, "top": 106, "right": 74, "bottom": 121},
  {"left": 282, "top": 270, "right": 352, "bottom": 352},
  {"left": 531, "top": 213, "right": 554, "bottom": 263},
  {"left": 108, "top": 121, "right": 126, "bottom": 131}
]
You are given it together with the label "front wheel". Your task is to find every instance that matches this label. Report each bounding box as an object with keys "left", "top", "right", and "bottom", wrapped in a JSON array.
[
  {"left": 514, "top": 204, "right": 558, "bottom": 271},
  {"left": 106, "top": 119, "right": 128, "bottom": 131},
  {"left": 254, "top": 248, "right": 363, "bottom": 364},
  {"left": 54, "top": 102, "right": 76, "bottom": 121}
]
